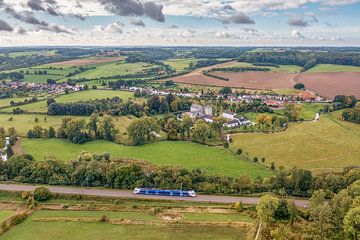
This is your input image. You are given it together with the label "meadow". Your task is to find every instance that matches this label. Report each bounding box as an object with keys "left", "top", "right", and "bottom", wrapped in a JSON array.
[
  {"left": 76, "top": 61, "right": 159, "bottom": 79},
  {"left": 163, "top": 58, "right": 198, "bottom": 72},
  {"left": 224, "top": 62, "right": 303, "bottom": 73},
  {"left": 0, "top": 210, "right": 14, "bottom": 221},
  {"left": 306, "top": 64, "right": 360, "bottom": 72},
  {"left": 230, "top": 111, "right": 360, "bottom": 173},
  {"left": 20, "top": 139, "right": 271, "bottom": 178},
  {"left": 1, "top": 218, "right": 248, "bottom": 240},
  {"left": 0, "top": 114, "right": 134, "bottom": 137},
  {"left": 2, "top": 90, "right": 135, "bottom": 113}
]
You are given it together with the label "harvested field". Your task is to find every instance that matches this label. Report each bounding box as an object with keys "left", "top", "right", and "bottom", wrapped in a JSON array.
[
  {"left": 295, "top": 72, "right": 360, "bottom": 98},
  {"left": 50, "top": 57, "right": 122, "bottom": 66}
]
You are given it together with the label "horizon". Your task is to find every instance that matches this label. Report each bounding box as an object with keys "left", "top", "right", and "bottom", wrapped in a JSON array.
[{"left": 1, "top": 0, "right": 360, "bottom": 47}]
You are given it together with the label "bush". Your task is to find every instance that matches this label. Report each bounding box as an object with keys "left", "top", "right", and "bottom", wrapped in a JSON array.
[
  {"left": 223, "top": 142, "right": 229, "bottom": 149},
  {"left": 100, "top": 215, "right": 109, "bottom": 222},
  {"left": 236, "top": 149, "right": 242, "bottom": 155},
  {"left": 253, "top": 157, "right": 258, "bottom": 163},
  {"left": 33, "top": 187, "right": 51, "bottom": 202},
  {"left": 294, "top": 83, "right": 305, "bottom": 90}
]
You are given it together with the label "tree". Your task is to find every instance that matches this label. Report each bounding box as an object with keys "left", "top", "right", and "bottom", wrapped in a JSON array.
[
  {"left": 211, "top": 116, "right": 226, "bottom": 137},
  {"left": 98, "top": 115, "right": 118, "bottom": 141},
  {"left": 33, "top": 187, "right": 51, "bottom": 202},
  {"left": 192, "top": 119, "right": 210, "bottom": 144},
  {"left": 219, "top": 87, "right": 232, "bottom": 95},
  {"left": 256, "top": 114, "right": 272, "bottom": 130},
  {"left": 180, "top": 115, "right": 193, "bottom": 139},
  {"left": 127, "top": 117, "right": 160, "bottom": 145},
  {"left": 256, "top": 194, "right": 279, "bottom": 237},
  {"left": 344, "top": 206, "right": 360, "bottom": 240},
  {"left": 48, "top": 127, "right": 56, "bottom": 138},
  {"left": 284, "top": 103, "right": 302, "bottom": 121},
  {"left": 294, "top": 83, "right": 305, "bottom": 90},
  {"left": 306, "top": 190, "right": 334, "bottom": 240},
  {"left": 165, "top": 118, "right": 178, "bottom": 141}
]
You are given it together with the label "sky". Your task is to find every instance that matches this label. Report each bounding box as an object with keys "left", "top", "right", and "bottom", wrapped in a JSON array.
[{"left": 0, "top": 0, "right": 360, "bottom": 46}]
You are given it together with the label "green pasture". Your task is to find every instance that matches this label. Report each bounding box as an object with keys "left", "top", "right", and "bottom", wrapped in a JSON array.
[
  {"left": 21, "top": 139, "right": 271, "bottom": 178},
  {"left": 163, "top": 58, "right": 198, "bottom": 72},
  {"left": 306, "top": 64, "right": 360, "bottom": 72}
]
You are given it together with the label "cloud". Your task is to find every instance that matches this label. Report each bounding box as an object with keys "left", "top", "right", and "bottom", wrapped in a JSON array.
[
  {"left": 93, "top": 22, "right": 124, "bottom": 34},
  {"left": 0, "top": 19, "right": 13, "bottom": 32},
  {"left": 243, "top": 28, "right": 258, "bottom": 34},
  {"left": 169, "top": 24, "right": 178, "bottom": 29},
  {"left": 288, "top": 15, "right": 320, "bottom": 27},
  {"left": 5, "top": 7, "right": 49, "bottom": 26},
  {"left": 99, "top": 0, "right": 165, "bottom": 22},
  {"left": 38, "top": 23, "right": 74, "bottom": 34},
  {"left": 211, "top": 30, "right": 240, "bottom": 39},
  {"left": 129, "top": 18, "right": 145, "bottom": 27},
  {"left": 221, "top": 12, "right": 255, "bottom": 24},
  {"left": 291, "top": 29, "right": 305, "bottom": 39},
  {"left": 16, "top": 27, "right": 27, "bottom": 35}
]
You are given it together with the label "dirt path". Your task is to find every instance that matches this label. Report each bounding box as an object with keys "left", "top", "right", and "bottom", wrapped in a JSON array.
[{"left": 12, "top": 138, "right": 24, "bottom": 155}]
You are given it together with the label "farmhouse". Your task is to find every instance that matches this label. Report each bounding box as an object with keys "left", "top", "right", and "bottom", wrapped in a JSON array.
[
  {"left": 188, "top": 104, "right": 213, "bottom": 119},
  {"left": 221, "top": 110, "right": 252, "bottom": 128}
]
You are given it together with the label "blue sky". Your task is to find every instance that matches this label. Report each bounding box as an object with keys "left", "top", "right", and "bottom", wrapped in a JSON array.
[{"left": 0, "top": 0, "right": 359, "bottom": 46}]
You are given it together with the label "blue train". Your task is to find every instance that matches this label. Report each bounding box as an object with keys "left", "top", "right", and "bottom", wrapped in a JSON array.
[{"left": 133, "top": 188, "right": 196, "bottom": 197}]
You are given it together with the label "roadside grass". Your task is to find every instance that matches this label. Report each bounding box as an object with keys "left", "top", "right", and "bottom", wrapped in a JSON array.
[
  {"left": 0, "top": 210, "right": 14, "bottom": 221},
  {"left": 21, "top": 139, "right": 271, "bottom": 178},
  {"left": 1, "top": 220, "right": 248, "bottom": 240},
  {"left": 2, "top": 90, "right": 135, "bottom": 113},
  {"left": 306, "top": 64, "right": 360, "bottom": 73},
  {"left": 163, "top": 58, "right": 198, "bottom": 72},
  {"left": 230, "top": 111, "right": 360, "bottom": 172},
  {"left": 0, "top": 114, "right": 134, "bottom": 137}
]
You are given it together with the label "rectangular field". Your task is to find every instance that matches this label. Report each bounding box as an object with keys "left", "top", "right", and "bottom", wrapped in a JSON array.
[
  {"left": 20, "top": 139, "right": 271, "bottom": 178},
  {"left": 230, "top": 111, "right": 360, "bottom": 172},
  {"left": 307, "top": 64, "right": 360, "bottom": 73},
  {"left": 2, "top": 90, "right": 135, "bottom": 113},
  {"left": 294, "top": 72, "right": 360, "bottom": 98},
  {"left": 50, "top": 57, "right": 122, "bottom": 66}
]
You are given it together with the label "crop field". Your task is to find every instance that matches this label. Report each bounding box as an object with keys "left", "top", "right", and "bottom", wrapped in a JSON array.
[
  {"left": 21, "top": 140, "right": 271, "bottom": 178},
  {"left": 226, "top": 62, "right": 303, "bottom": 73},
  {"left": 230, "top": 111, "right": 360, "bottom": 173},
  {"left": 4, "top": 50, "right": 57, "bottom": 57},
  {"left": 294, "top": 72, "right": 360, "bottom": 98},
  {"left": 76, "top": 61, "right": 159, "bottom": 79},
  {"left": 50, "top": 56, "right": 122, "bottom": 66},
  {"left": 169, "top": 61, "right": 299, "bottom": 90},
  {"left": 0, "top": 114, "right": 134, "bottom": 137},
  {"left": 163, "top": 58, "right": 198, "bottom": 72},
  {"left": 2, "top": 90, "right": 135, "bottom": 113},
  {"left": 306, "top": 64, "right": 360, "bottom": 73}
]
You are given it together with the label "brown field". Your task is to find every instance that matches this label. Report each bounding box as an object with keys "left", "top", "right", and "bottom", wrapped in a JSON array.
[
  {"left": 295, "top": 72, "right": 360, "bottom": 98},
  {"left": 169, "top": 62, "right": 295, "bottom": 89},
  {"left": 51, "top": 57, "right": 122, "bottom": 66}
]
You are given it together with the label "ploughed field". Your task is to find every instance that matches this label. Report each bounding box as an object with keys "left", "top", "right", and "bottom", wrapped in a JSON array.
[{"left": 294, "top": 72, "right": 360, "bottom": 98}]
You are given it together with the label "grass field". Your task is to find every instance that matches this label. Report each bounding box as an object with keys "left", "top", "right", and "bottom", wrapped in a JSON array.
[
  {"left": 1, "top": 220, "right": 248, "bottom": 240},
  {"left": 274, "top": 103, "right": 325, "bottom": 121},
  {"left": 163, "top": 58, "right": 198, "bottom": 72},
  {"left": 307, "top": 64, "right": 360, "bottom": 73},
  {"left": 225, "top": 62, "right": 303, "bottom": 73},
  {"left": 0, "top": 210, "right": 14, "bottom": 221},
  {"left": 21, "top": 139, "right": 271, "bottom": 178},
  {"left": 0, "top": 114, "right": 134, "bottom": 137},
  {"left": 1, "top": 209, "right": 250, "bottom": 240},
  {"left": 76, "top": 61, "right": 158, "bottom": 79},
  {"left": 3, "top": 90, "right": 135, "bottom": 113},
  {"left": 230, "top": 111, "right": 360, "bottom": 172}
]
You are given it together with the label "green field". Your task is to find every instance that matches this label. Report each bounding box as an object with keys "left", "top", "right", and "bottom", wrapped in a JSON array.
[
  {"left": 0, "top": 210, "right": 14, "bottom": 221},
  {"left": 307, "top": 64, "right": 360, "bottom": 72},
  {"left": 225, "top": 62, "right": 303, "bottom": 73},
  {"left": 2, "top": 90, "right": 135, "bottom": 113},
  {"left": 230, "top": 111, "right": 360, "bottom": 172},
  {"left": 6, "top": 50, "right": 57, "bottom": 57},
  {"left": 0, "top": 114, "right": 134, "bottom": 137},
  {"left": 1, "top": 219, "right": 247, "bottom": 240},
  {"left": 163, "top": 58, "right": 198, "bottom": 72},
  {"left": 274, "top": 103, "right": 325, "bottom": 121},
  {"left": 21, "top": 139, "right": 270, "bottom": 178},
  {"left": 76, "top": 61, "right": 158, "bottom": 79}
]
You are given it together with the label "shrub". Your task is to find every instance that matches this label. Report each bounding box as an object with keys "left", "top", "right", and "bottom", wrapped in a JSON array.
[
  {"left": 253, "top": 157, "right": 258, "bottom": 163},
  {"left": 100, "top": 215, "right": 109, "bottom": 222},
  {"left": 33, "top": 186, "right": 51, "bottom": 202},
  {"left": 294, "top": 83, "right": 305, "bottom": 90},
  {"left": 223, "top": 142, "right": 229, "bottom": 149},
  {"left": 236, "top": 149, "right": 242, "bottom": 155}
]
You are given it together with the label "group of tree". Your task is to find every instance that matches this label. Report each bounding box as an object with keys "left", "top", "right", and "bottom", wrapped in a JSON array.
[
  {"left": 342, "top": 103, "right": 360, "bottom": 124},
  {"left": 1, "top": 153, "right": 360, "bottom": 201},
  {"left": 258, "top": 176, "right": 360, "bottom": 240},
  {"left": 256, "top": 114, "right": 288, "bottom": 130},
  {"left": 27, "top": 126, "right": 56, "bottom": 139},
  {"left": 0, "top": 127, "right": 17, "bottom": 158}
]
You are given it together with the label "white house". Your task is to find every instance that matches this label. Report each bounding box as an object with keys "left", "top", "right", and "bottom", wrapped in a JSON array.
[{"left": 222, "top": 111, "right": 237, "bottom": 120}]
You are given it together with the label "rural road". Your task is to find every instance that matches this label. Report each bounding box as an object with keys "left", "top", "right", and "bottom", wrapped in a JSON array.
[{"left": 0, "top": 183, "right": 309, "bottom": 207}]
